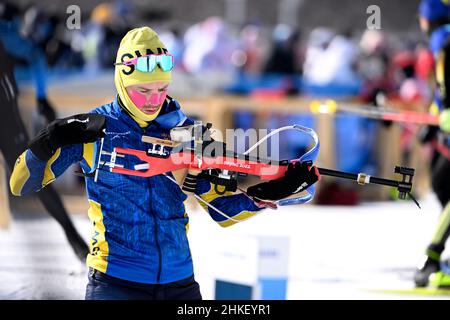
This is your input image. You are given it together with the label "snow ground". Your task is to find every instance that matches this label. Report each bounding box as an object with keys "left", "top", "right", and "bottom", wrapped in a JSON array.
[{"left": 0, "top": 193, "right": 449, "bottom": 300}]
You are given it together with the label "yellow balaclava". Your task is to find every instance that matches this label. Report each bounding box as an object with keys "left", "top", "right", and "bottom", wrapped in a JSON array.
[{"left": 114, "top": 27, "right": 172, "bottom": 127}]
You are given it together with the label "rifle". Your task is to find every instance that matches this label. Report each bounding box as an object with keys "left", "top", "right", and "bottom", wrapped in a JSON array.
[{"left": 88, "top": 122, "right": 420, "bottom": 212}]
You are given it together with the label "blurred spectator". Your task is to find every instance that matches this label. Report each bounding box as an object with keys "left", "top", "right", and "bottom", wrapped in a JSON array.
[
  {"left": 357, "top": 29, "right": 395, "bottom": 103},
  {"left": 263, "top": 24, "right": 302, "bottom": 75},
  {"left": 414, "top": 45, "right": 434, "bottom": 103},
  {"left": 393, "top": 50, "right": 425, "bottom": 102},
  {"left": 183, "top": 16, "right": 236, "bottom": 73},
  {"left": 230, "top": 23, "right": 266, "bottom": 75},
  {"left": 80, "top": 2, "right": 132, "bottom": 73},
  {"left": 303, "top": 27, "right": 334, "bottom": 84},
  {"left": 415, "top": 45, "right": 435, "bottom": 80},
  {"left": 159, "top": 27, "right": 184, "bottom": 69},
  {"left": 304, "top": 28, "right": 360, "bottom": 88}
]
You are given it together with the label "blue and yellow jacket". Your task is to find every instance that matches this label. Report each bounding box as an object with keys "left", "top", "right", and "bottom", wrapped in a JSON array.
[{"left": 10, "top": 96, "right": 263, "bottom": 284}]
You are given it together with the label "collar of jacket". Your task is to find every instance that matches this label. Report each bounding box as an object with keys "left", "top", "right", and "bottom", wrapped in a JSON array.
[{"left": 113, "top": 95, "right": 188, "bottom": 131}]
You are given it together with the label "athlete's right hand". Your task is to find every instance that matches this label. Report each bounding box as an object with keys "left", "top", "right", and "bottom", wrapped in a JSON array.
[
  {"left": 29, "top": 113, "right": 106, "bottom": 161},
  {"left": 246, "top": 161, "right": 320, "bottom": 201}
]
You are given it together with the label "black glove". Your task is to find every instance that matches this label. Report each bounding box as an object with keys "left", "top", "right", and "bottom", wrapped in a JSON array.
[
  {"left": 417, "top": 125, "right": 439, "bottom": 145},
  {"left": 28, "top": 113, "right": 106, "bottom": 161},
  {"left": 246, "top": 161, "right": 320, "bottom": 201},
  {"left": 37, "top": 97, "right": 57, "bottom": 124}
]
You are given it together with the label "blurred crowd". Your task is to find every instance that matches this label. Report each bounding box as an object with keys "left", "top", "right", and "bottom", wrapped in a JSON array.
[{"left": 0, "top": 1, "right": 435, "bottom": 103}]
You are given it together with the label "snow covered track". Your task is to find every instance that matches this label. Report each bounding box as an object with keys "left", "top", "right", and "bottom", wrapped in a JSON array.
[{"left": 0, "top": 194, "right": 449, "bottom": 300}]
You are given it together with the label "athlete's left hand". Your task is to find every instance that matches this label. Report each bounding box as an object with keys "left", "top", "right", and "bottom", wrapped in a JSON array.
[{"left": 246, "top": 161, "right": 320, "bottom": 201}]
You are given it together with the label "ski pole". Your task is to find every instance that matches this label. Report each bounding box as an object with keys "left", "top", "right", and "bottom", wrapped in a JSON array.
[{"left": 309, "top": 99, "right": 439, "bottom": 126}]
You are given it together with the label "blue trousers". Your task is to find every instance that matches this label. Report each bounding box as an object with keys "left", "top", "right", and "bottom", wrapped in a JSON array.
[{"left": 85, "top": 268, "right": 202, "bottom": 300}]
